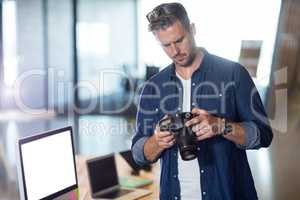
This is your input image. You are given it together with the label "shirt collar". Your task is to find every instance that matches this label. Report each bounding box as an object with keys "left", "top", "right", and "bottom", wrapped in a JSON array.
[{"left": 169, "top": 48, "right": 209, "bottom": 81}]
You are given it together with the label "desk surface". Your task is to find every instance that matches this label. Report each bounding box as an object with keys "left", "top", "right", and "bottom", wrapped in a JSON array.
[{"left": 76, "top": 155, "right": 160, "bottom": 200}]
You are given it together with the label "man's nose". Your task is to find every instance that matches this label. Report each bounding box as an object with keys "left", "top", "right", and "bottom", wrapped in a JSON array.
[{"left": 170, "top": 43, "right": 179, "bottom": 57}]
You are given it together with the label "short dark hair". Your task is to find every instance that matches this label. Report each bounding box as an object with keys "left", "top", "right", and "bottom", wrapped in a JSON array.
[{"left": 146, "top": 2, "right": 190, "bottom": 32}]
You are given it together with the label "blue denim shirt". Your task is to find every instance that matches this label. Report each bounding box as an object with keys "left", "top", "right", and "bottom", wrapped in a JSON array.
[{"left": 132, "top": 50, "right": 273, "bottom": 200}]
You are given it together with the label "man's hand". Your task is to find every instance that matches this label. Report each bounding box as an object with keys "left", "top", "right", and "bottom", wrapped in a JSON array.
[
  {"left": 144, "top": 115, "right": 176, "bottom": 162},
  {"left": 154, "top": 125, "right": 176, "bottom": 150},
  {"left": 185, "top": 108, "right": 222, "bottom": 141}
]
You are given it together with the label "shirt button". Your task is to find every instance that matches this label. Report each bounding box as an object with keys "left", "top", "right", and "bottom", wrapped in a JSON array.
[
  {"left": 177, "top": 107, "right": 181, "bottom": 111},
  {"left": 203, "top": 191, "right": 206, "bottom": 196},
  {"left": 192, "top": 102, "right": 196, "bottom": 106},
  {"left": 197, "top": 147, "right": 200, "bottom": 151},
  {"left": 174, "top": 196, "right": 178, "bottom": 200},
  {"left": 173, "top": 174, "right": 177, "bottom": 178},
  {"left": 201, "top": 170, "right": 204, "bottom": 173},
  {"left": 192, "top": 82, "right": 196, "bottom": 86},
  {"left": 219, "top": 93, "right": 223, "bottom": 97},
  {"left": 174, "top": 153, "right": 177, "bottom": 157}
]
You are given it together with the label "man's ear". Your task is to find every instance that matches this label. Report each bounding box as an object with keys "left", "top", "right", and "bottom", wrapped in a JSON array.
[{"left": 190, "top": 23, "right": 196, "bottom": 35}]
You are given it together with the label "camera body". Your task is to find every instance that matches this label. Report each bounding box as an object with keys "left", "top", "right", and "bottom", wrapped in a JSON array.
[{"left": 159, "top": 112, "right": 198, "bottom": 161}]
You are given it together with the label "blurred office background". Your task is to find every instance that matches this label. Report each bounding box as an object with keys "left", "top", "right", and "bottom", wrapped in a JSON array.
[{"left": 0, "top": 0, "right": 299, "bottom": 199}]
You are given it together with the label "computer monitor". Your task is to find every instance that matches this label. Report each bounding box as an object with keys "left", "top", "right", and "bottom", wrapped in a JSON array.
[{"left": 17, "top": 126, "right": 78, "bottom": 200}]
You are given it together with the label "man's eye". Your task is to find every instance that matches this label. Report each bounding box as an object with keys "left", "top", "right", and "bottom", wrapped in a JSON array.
[
  {"left": 176, "top": 38, "right": 184, "bottom": 43},
  {"left": 163, "top": 44, "right": 171, "bottom": 47}
]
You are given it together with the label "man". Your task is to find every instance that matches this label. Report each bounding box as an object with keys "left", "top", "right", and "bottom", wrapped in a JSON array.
[{"left": 131, "top": 2, "right": 273, "bottom": 200}]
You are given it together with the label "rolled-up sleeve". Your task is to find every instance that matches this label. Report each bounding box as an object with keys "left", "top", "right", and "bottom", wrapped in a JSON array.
[
  {"left": 237, "top": 121, "right": 261, "bottom": 149},
  {"left": 234, "top": 64, "right": 273, "bottom": 148},
  {"left": 132, "top": 136, "right": 151, "bottom": 166}
]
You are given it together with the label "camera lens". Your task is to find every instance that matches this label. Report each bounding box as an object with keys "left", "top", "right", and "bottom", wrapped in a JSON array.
[
  {"left": 158, "top": 112, "right": 198, "bottom": 161},
  {"left": 179, "top": 145, "right": 197, "bottom": 161}
]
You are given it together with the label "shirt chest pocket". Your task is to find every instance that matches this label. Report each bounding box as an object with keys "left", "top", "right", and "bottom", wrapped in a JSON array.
[
  {"left": 194, "top": 91, "right": 234, "bottom": 116},
  {"left": 148, "top": 102, "right": 164, "bottom": 125}
]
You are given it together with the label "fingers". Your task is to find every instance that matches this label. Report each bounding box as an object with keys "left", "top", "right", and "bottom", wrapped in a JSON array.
[
  {"left": 162, "top": 114, "right": 169, "bottom": 119},
  {"left": 185, "top": 114, "right": 206, "bottom": 127},
  {"left": 191, "top": 108, "right": 209, "bottom": 115},
  {"left": 156, "top": 111, "right": 216, "bottom": 145},
  {"left": 196, "top": 132, "right": 213, "bottom": 141},
  {"left": 156, "top": 134, "right": 173, "bottom": 142},
  {"left": 158, "top": 137, "right": 176, "bottom": 148},
  {"left": 185, "top": 108, "right": 210, "bottom": 128},
  {"left": 156, "top": 134, "right": 175, "bottom": 148},
  {"left": 193, "top": 121, "right": 216, "bottom": 141},
  {"left": 186, "top": 111, "right": 217, "bottom": 141},
  {"left": 154, "top": 126, "right": 175, "bottom": 149},
  {"left": 192, "top": 121, "right": 208, "bottom": 133}
]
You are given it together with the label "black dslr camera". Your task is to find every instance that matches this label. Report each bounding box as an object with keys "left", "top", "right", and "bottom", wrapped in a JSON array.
[{"left": 159, "top": 112, "right": 198, "bottom": 161}]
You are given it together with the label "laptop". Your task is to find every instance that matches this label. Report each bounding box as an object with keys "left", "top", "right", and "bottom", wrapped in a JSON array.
[
  {"left": 17, "top": 126, "right": 78, "bottom": 200},
  {"left": 86, "top": 154, "right": 151, "bottom": 200}
]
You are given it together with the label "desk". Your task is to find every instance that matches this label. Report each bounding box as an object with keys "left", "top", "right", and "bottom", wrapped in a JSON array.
[{"left": 76, "top": 155, "right": 160, "bottom": 200}]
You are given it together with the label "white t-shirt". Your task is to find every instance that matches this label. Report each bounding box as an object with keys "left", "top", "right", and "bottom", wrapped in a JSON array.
[{"left": 176, "top": 73, "right": 202, "bottom": 200}]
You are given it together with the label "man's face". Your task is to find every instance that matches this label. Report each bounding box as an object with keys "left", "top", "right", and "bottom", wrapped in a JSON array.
[{"left": 153, "top": 20, "right": 196, "bottom": 67}]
